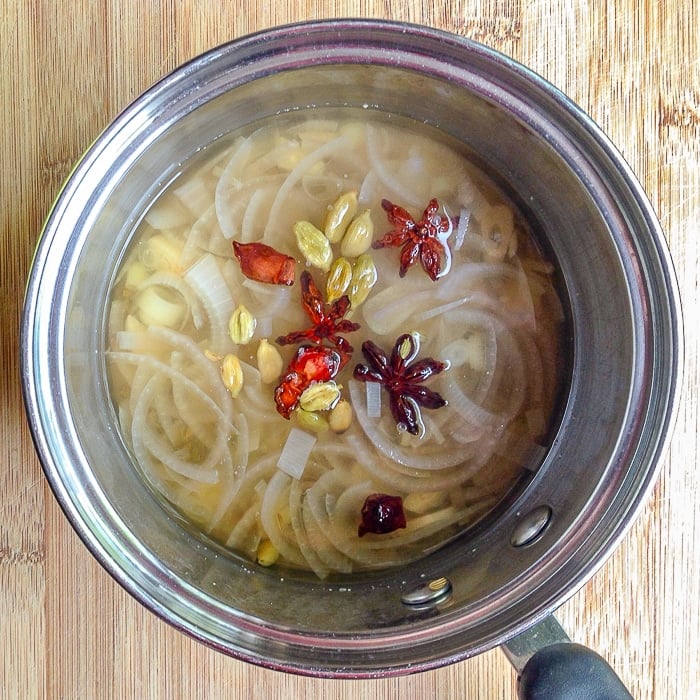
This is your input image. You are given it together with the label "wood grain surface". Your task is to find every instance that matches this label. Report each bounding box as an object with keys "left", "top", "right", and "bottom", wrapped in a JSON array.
[{"left": 2, "top": 2, "right": 698, "bottom": 698}]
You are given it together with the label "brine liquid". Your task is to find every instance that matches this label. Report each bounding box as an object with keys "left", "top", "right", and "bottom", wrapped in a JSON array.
[{"left": 106, "top": 111, "right": 566, "bottom": 578}]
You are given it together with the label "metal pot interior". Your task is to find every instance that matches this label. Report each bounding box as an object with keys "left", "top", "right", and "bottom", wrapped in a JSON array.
[{"left": 23, "top": 21, "right": 681, "bottom": 676}]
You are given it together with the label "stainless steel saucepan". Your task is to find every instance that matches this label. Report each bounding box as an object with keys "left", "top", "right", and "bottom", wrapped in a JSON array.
[{"left": 21, "top": 20, "right": 682, "bottom": 698}]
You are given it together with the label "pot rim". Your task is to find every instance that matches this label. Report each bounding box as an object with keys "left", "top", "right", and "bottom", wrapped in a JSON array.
[{"left": 21, "top": 18, "right": 684, "bottom": 677}]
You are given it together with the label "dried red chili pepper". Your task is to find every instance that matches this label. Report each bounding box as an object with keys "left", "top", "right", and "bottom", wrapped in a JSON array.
[
  {"left": 287, "top": 343, "right": 342, "bottom": 380},
  {"left": 274, "top": 345, "right": 342, "bottom": 418},
  {"left": 372, "top": 198, "right": 451, "bottom": 281},
  {"left": 276, "top": 270, "right": 360, "bottom": 358},
  {"left": 358, "top": 494, "right": 407, "bottom": 537},
  {"left": 232, "top": 241, "right": 296, "bottom": 286},
  {"left": 353, "top": 333, "right": 447, "bottom": 435}
]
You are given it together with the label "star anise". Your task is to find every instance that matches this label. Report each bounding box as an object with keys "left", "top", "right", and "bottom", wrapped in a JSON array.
[
  {"left": 353, "top": 333, "right": 447, "bottom": 436},
  {"left": 372, "top": 198, "right": 451, "bottom": 281},
  {"left": 276, "top": 270, "right": 360, "bottom": 356}
]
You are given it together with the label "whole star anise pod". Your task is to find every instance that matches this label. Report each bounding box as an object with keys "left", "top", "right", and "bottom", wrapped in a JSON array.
[
  {"left": 276, "top": 270, "right": 361, "bottom": 357},
  {"left": 372, "top": 198, "right": 451, "bottom": 281},
  {"left": 353, "top": 333, "right": 447, "bottom": 435}
]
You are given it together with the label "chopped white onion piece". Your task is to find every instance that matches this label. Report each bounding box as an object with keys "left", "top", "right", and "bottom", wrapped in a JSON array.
[
  {"left": 454, "top": 207, "right": 470, "bottom": 250},
  {"left": 414, "top": 296, "right": 467, "bottom": 324},
  {"left": 365, "top": 382, "right": 382, "bottom": 418},
  {"left": 277, "top": 428, "right": 317, "bottom": 479}
]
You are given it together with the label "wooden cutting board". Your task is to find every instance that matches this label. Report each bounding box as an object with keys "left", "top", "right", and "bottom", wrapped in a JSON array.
[{"left": 2, "top": 1, "right": 698, "bottom": 698}]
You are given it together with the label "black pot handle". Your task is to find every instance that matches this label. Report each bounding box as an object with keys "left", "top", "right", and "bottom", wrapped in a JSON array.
[
  {"left": 501, "top": 615, "right": 634, "bottom": 699},
  {"left": 517, "top": 642, "right": 633, "bottom": 699}
]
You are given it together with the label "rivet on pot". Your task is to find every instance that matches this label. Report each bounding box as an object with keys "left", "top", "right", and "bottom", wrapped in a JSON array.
[
  {"left": 510, "top": 505, "right": 553, "bottom": 547},
  {"left": 401, "top": 576, "right": 452, "bottom": 607}
]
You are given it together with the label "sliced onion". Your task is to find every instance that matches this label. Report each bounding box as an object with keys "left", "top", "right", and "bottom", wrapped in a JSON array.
[
  {"left": 362, "top": 261, "right": 519, "bottom": 335},
  {"left": 107, "top": 327, "right": 235, "bottom": 432},
  {"left": 180, "top": 205, "right": 230, "bottom": 268},
  {"left": 223, "top": 505, "right": 265, "bottom": 549},
  {"left": 358, "top": 169, "right": 381, "bottom": 207},
  {"left": 361, "top": 278, "right": 438, "bottom": 335},
  {"left": 109, "top": 356, "right": 231, "bottom": 431},
  {"left": 265, "top": 134, "right": 352, "bottom": 235},
  {"left": 183, "top": 254, "right": 235, "bottom": 354},
  {"left": 291, "top": 468, "right": 353, "bottom": 577},
  {"left": 349, "top": 381, "right": 467, "bottom": 471},
  {"left": 206, "top": 412, "right": 249, "bottom": 533},
  {"left": 149, "top": 325, "right": 233, "bottom": 416},
  {"left": 137, "top": 270, "right": 205, "bottom": 330},
  {"left": 414, "top": 296, "right": 468, "bottom": 324},
  {"left": 301, "top": 174, "right": 346, "bottom": 201},
  {"left": 305, "top": 478, "right": 405, "bottom": 568},
  {"left": 299, "top": 505, "right": 345, "bottom": 576},
  {"left": 289, "top": 474, "right": 331, "bottom": 578},
  {"left": 456, "top": 175, "right": 490, "bottom": 218},
  {"left": 113, "top": 330, "right": 168, "bottom": 354},
  {"left": 248, "top": 137, "right": 304, "bottom": 175},
  {"left": 173, "top": 173, "right": 212, "bottom": 218},
  {"left": 436, "top": 308, "right": 504, "bottom": 404},
  {"left": 214, "top": 126, "right": 282, "bottom": 238},
  {"left": 152, "top": 388, "right": 184, "bottom": 446},
  {"left": 131, "top": 375, "right": 220, "bottom": 484},
  {"left": 135, "top": 286, "right": 188, "bottom": 329},
  {"left": 126, "top": 358, "right": 154, "bottom": 416},
  {"left": 240, "top": 185, "right": 279, "bottom": 242},
  {"left": 241, "top": 279, "right": 295, "bottom": 319},
  {"left": 442, "top": 380, "right": 504, "bottom": 430},
  {"left": 170, "top": 351, "right": 231, "bottom": 446},
  {"left": 367, "top": 128, "right": 422, "bottom": 207},
  {"left": 224, "top": 502, "right": 262, "bottom": 556},
  {"left": 366, "top": 125, "right": 467, "bottom": 208},
  {"left": 259, "top": 469, "right": 307, "bottom": 567},
  {"left": 144, "top": 191, "right": 192, "bottom": 230}
]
